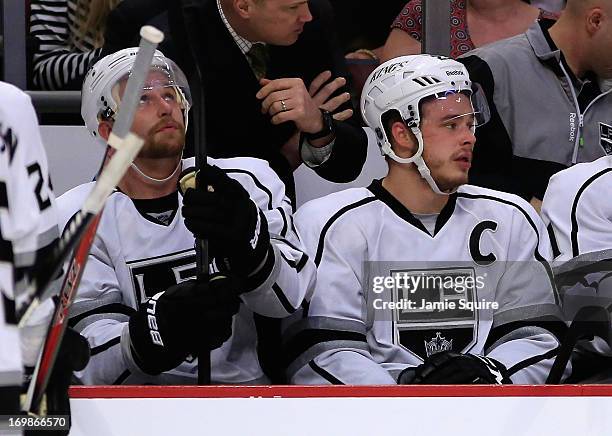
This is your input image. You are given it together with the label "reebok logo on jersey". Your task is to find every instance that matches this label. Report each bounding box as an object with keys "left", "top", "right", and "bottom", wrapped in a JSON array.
[{"left": 146, "top": 291, "right": 164, "bottom": 346}]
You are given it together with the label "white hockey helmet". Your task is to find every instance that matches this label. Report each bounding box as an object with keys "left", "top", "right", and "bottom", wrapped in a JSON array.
[
  {"left": 361, "top": 54, "right": 489, "bottom": 194},
  {"left": 81, "top": 47, "right": 192, "bottom": 142}
]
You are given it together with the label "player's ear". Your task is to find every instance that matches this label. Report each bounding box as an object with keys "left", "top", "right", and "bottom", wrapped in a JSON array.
[
  {"left": 390, "top": 121, "right": 418, "bottom": 156},
  {"left": 586, "top": 7, "right": 604, "bottom": 36}
]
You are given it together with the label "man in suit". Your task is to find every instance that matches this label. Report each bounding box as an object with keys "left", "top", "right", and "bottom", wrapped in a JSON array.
[{"left": 103, "top": 0, "right": 368, "bottom": 201}]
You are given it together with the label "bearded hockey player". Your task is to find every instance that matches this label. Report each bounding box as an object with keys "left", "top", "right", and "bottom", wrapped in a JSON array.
[
  {"left": 58, "top": 48, "right": 315, "bottom": 385},
  {"left": 286, "top": 55, "right": 567, "bottom": 385}
]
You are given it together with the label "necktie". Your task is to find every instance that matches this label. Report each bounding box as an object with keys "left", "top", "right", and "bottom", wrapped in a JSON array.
[{"left": 247, "top": 43, "right": 269, "bottom": 80}]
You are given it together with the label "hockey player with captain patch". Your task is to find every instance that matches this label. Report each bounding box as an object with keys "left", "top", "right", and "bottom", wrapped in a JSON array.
[
  {"left": 285, "top": 55, "right": 568, "bottom": 385},
  {"left": 57, "top": 48, "right": 316, "bottom": 385}
]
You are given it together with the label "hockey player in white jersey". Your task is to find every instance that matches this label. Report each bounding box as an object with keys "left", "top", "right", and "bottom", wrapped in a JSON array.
[
  {"left": 286, "top": 55, "right": 567, "bottom": 385},
  {"left": 541, "top": 157, "right": 612, "bottom": 381},
  {"left": 0, "top": 81, "right": 89, "bottom": 432},
  {"left": 0, "top": 81, "right": 58, "bottom": 428},
  {"left": 58, "top": 48, "right": 315, "bottom": 385},
  {"left": 542, "top": 156, "right": 612, "bottom": 262}
]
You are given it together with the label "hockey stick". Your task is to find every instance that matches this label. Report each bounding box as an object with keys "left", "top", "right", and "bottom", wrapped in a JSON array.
[
  {"left": 177, "top": 0, "right": 211, "bottom": 385},
  {"left": 22, "top": 25, "right": 164, "bottom": 414},
  {"left": 545, "top": 305, "right": 610, "bottom": 384}
]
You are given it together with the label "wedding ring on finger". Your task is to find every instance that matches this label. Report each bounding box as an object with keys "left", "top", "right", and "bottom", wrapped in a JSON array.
[{"left": 280, "top": 99, "right": 288, "bottom": 112}]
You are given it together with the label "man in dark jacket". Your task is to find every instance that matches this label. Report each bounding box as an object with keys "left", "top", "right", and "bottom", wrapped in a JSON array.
[{"left": 103, "top": 0, "right": 367, "bottom": 201}]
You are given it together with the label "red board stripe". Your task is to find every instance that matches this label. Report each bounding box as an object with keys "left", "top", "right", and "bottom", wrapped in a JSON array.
[{"left": 69, "top": 385, "right": 612, "bottom": 399}]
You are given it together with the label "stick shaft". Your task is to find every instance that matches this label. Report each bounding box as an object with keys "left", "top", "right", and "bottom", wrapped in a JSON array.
[{"left": 178, "top": 1, "right": 211, "bottom": 385}]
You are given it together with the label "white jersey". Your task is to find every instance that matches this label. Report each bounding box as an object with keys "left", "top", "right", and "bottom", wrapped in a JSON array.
[
  {"left": 57, "top": 156, "right": 315, "bottom": 385},
  {"left": 542, "top": 156, "right": 612, "bottom": 262},
  {"left": 288, "top": 180, "right": 566, "bottom": 385},
  {"left": 542, "top": 156, "right": 612, "bottom": 356},
  {"left": 0, "top": 82, "right": 58, "bottom": 406}
]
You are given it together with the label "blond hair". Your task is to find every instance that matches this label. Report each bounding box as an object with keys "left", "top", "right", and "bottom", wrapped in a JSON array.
[{"left": 72, "top": 0, "right": 122, "bottom": 49}]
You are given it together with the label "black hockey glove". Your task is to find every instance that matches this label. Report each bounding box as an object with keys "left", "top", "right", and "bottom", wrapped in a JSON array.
[
  {"left": 397, "top": 351, "right": 512, "bottom": 385},
  {"left": 180, "top": 164, "right": 272, "bottom": 279},
  {"left": 27, "top": 327, "right": 90, "bottom": 428},
  {"left": 129, "top": 276, "right": 241, "bottom": 375}
]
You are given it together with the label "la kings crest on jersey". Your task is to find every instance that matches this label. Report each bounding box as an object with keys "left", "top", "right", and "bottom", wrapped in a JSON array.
[
  {"left": 128, "top": 250, "right": 196, "bottom": 302},
  {"left": 296, "top": 179, "right": 559, "bottom": 371},
  {"left": 384, "top": 265, "right": 480, "bottom": 360},
  {"left": 380, "top": 219, "right": 502, "bottom": 360}
]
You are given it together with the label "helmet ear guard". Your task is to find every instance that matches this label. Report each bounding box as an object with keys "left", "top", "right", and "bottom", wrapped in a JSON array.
[{"left": 360, "top": 54, "right": 487, "bottom": 195}]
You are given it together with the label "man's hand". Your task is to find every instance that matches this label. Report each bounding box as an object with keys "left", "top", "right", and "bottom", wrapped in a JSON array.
[
  {"left": 308, "top": 70, "right": 353, "bottom": 121},
  {"left": 256, "top": 78, "right": 325, "bottom": 134},
  {"left": 181, "top": 164, "right": 272, "bottom": 278},
  {"left": 129, "top": 276, "right": 241, "bottom": 375},
  {"left": 271, "top": 71, "right": 352, "bottom": 167},
  {"left": 397, "top": 351, "right": 512, "bottom": 384}
]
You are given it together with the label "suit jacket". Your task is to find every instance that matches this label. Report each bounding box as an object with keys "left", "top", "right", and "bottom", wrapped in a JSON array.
[{"left": 104, "top": 0, "right": 367, "bottom": 198}]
